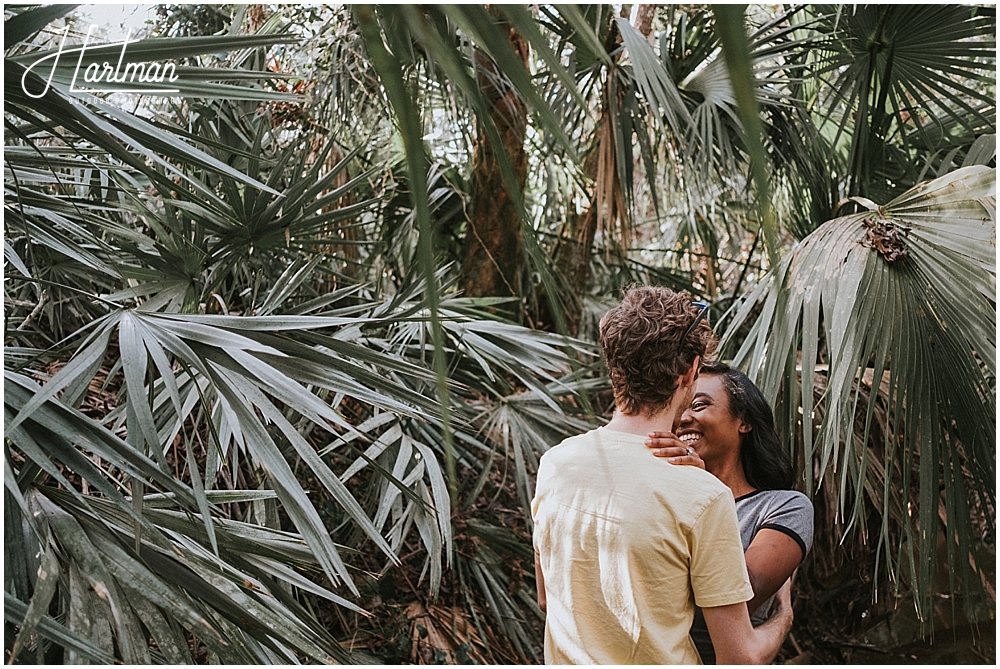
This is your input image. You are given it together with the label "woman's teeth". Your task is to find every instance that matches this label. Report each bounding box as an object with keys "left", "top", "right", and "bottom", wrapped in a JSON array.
[{"left": 679, "top": 434, "right": 701, "bottom": 443}]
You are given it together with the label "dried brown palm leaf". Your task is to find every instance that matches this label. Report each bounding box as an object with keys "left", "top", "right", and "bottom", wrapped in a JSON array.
[{"left": 404, "top": 602, "right": 495, "bottom": 665}]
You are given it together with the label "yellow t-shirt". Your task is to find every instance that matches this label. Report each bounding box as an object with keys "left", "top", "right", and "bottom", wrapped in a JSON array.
[{"left": 531, "top": 427, "right": 754, "bottom": 664}]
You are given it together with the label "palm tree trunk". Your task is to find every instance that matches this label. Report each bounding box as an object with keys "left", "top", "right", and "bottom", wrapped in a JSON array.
[{"left": 460, "top": 14, "right": 529, "bottom": 301}]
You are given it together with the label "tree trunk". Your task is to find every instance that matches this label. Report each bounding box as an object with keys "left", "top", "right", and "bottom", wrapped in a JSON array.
[
  {"left": 633, "top": 4, "right": 657, "bottom": 39},
  {"left": 460, "top": 15, "right": 529, "bottom": 302}
]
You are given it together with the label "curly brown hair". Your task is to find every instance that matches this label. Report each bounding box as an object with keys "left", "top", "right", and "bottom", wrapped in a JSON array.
[{"left": 599, "top": 286, "right": 717, "bottom": 416}]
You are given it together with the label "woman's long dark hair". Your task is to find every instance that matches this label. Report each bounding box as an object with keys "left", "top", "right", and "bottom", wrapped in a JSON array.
[{"left": 699, "top": 361, "right": 794, "bottom": 490}]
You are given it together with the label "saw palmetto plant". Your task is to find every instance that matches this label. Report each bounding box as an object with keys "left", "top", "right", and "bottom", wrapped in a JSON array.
[
  {"left": 5, "top": 6, "right": 599, "bottom": 661},
  {"left": 4, "top": 3, "right": 995, "bottom": 664}
]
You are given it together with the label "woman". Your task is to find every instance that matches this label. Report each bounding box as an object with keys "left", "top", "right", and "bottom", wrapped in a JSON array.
[{"left": 645, "top": 361, "right": 813, "bottom": 664}]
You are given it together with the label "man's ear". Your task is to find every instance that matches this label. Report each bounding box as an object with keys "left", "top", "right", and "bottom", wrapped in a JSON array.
[{"left": 681, "top": 355, "right": 701, "bottom": 388}]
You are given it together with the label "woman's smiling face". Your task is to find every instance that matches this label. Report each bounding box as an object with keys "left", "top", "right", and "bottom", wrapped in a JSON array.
[{"left": 675, "top": 374, "right": 749, "bottom": 464}]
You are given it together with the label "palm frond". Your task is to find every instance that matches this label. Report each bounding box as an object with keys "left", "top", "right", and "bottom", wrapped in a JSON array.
[{"left": 722, "top": 165, "right": 995, "bottom": 631}]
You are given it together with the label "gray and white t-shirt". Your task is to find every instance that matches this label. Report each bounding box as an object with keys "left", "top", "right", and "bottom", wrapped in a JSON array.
[
  {"left": 690, "top": 488, "right": 814, "bottom": 664},
  {"left": 734, "top": 489, "right": 814, "bottom": 625}
]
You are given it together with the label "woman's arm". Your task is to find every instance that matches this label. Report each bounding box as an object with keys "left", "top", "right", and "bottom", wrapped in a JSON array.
[{"left": 742, "top": 529, "right": 802, "bottom": 617}]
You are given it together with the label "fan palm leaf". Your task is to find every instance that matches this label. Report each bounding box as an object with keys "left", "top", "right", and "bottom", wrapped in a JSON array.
[
  {"left": 722, "top": 165, "right": 995, "bottom": 630},
  {"left": 809, "top": 5, "right": 996, "bottom": 202},
  {"left": 5, "top": 368, "right": 363, "bottom": 662}
]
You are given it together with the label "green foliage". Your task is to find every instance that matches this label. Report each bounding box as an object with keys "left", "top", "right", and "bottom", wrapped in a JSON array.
[
  {"left": 810, "top": 5, "right": 995, "bottom": 202},
  {"left": 4, "top": 3, "right": 995, "bottom": 663},
  {"left": 722, "top": 166, "right": 996, "bottom": 631}
]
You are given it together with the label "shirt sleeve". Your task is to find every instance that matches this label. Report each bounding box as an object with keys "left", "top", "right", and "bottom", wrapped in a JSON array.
[
  {"left": 689, "top": 491, "right": 755, "bottom": 608},
  {"left": 756, "top": 492, "right": 814, "bottom": 558},
  {"left": 530, "top": 454, "right": 550, "bottom": 553}
]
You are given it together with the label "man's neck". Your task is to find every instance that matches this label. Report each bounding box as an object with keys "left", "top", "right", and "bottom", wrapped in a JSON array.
[{"left": 604, "top": 405, "right": 681, "bottom": 437}]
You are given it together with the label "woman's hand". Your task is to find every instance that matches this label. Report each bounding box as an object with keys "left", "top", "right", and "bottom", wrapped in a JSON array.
[{"left": 645, "top": 432, "right": 706, "bottom": 469}]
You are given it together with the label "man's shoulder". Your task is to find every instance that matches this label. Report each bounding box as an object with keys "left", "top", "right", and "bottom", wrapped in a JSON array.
[
  {"left": 661, "top": 463, "right": 731, "bottom": 496},
  {"left": 657, "top": 467, "right": 735, "bottom": 516},
  {"left": 539, "top": 429, "right": 601, "bottom": 461}
]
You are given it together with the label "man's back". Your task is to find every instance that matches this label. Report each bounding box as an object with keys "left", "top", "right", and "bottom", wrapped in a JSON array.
[{"left": 532, "top": 427, "right": 753, "bottom": 664}]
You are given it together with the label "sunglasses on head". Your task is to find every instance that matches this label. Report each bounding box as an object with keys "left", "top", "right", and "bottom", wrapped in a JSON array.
[{"left": 677, "top": 301, "right": 710, "bottom": 354}]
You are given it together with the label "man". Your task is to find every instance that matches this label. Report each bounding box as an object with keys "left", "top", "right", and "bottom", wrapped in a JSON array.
[{"left": 531, "top": 286, "right": 793, "bottom": 664}]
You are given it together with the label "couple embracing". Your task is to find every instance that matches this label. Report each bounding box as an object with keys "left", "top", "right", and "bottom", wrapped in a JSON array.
[{"left": 531, "top": 286, "right": 813, "bottom": 664}]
